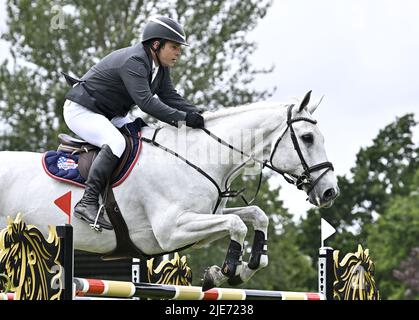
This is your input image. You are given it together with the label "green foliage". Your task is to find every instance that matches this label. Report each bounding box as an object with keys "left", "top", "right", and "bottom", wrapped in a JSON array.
[
  {"left": 0, "top": 64, "right": 68, "bottom": 151},
  {"left": 365, "top": 187, "right": 419, "bottom": 299},
  {"left": 0, "top": 0, "right": 274, "bottom": 152},
  {"left": 351, "top": 114, "right": 418, "bottom": 215}
]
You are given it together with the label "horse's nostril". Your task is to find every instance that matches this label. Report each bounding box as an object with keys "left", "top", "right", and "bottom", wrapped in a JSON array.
[{"left": 323, "top": 188, "right": 336, "bottom": 201}]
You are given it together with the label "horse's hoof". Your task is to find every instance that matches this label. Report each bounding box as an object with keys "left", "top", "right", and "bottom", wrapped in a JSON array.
[
  {"left": 227, "top": 274, "right": 244, "bottom": 286},
  {"left": 202, "top": 267, "right": 216, "bottom": 291}
]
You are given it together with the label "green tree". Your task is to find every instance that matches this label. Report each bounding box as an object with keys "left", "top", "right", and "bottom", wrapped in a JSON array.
[
  {"left": 0, "top": 0, "right": 274, "bottom": 152},
  {"left": 365, "top": 177, "right": 419, "bottom": 299}
]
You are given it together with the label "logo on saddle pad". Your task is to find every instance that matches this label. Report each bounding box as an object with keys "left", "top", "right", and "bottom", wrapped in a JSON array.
[{"left": 57, "top": 156, "right": 78, "bottom": 171}]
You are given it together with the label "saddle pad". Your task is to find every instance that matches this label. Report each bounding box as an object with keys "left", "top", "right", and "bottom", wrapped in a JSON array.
[{"left": 42, "top": 118, "right": 145, "bottom": 188}]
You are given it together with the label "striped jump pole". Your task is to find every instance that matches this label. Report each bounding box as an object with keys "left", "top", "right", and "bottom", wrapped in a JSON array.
[
  {"left": 74, "top": 278, "right": 325, "bottom": 300},
  {"left": 0, "top": 293, "right": 15, "bottom": 300}
]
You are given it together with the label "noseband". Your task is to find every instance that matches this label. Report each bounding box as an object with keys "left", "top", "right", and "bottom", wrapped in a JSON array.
[{"left": 264, "top": 104, "right": 334, "bottom": 194}]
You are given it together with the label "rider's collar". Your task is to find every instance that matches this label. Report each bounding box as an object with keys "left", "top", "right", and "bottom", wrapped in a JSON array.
[{"left": 152, "top": 60, "right": 159, "bottom": 82}]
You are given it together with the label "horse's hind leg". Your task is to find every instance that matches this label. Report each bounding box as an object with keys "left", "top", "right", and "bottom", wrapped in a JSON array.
[
  {"left": 222, "top": 206, "right": 269, "bottom": 285},
  {"left": 151, "top": 211, "right": 248, "bottom": 291}
]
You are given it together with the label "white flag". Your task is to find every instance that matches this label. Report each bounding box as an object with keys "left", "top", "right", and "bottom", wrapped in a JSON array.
[{"left": 321, "top": 218, "right": 336, "bottom": 247}]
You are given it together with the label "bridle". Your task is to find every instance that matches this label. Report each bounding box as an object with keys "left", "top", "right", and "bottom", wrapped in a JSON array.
[
  {"left": 141, "top": 104, "right": 334, "bottom": 213},
  {"left": 201, "top": 104, "right": 334, "bottom": 197},
  {"left": 264, "top": 104, "right": 334, "bottom": 194}
]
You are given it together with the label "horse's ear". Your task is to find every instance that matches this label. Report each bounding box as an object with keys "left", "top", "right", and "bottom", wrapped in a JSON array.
[
  {"left": 298, "top": 90, "right": 312, "bottom": 113},
  {"left": 308, "top": 95, "right": 324, "bottom": 114}
]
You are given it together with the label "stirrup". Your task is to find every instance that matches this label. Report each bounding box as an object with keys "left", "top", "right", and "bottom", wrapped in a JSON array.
[{"left": 90, "top": 204, "right": 105, "bottom": 232}]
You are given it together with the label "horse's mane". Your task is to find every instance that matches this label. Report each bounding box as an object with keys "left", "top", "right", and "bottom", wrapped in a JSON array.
[
  {"left": 203, "top": 101, "right": 289, "bottom": 122},
  {"left": 157, "top": 100, "right": 297, "bottom": 129}
]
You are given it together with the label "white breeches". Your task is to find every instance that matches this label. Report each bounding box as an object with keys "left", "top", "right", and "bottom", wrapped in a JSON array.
[{"left": 63, "top": 100, "right": 126, "bottom": 158}]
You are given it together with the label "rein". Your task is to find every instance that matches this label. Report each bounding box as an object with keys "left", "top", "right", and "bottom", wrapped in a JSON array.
[
  {"left": 141, "top": 104, "right": 334, "bottom": 212},
  {"left": 141, "top": 128, "right": 236, "bottom": 214}
]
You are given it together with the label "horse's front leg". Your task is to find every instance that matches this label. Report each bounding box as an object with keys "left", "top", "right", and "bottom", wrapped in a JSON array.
[
  {"left": 151, "top": 210, "right": 248, "bottom": 291},
  {"left": 222, "top": 206, "right": 269, "bottom": 285}
]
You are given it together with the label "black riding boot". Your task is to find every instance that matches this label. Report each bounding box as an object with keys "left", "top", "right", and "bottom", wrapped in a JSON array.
[{"left": 74, "top": 144, "right": 119, "bottom": 230}]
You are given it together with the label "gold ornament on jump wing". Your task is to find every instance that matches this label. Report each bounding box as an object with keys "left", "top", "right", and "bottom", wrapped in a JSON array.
[
  {"left": 147, "top": 252, "right": 192, "bottom": 286},
  {"left": 0, "top": 213, "right": 65, "bottom": 300},
  {"left": 333, "top": 244, "right": 380, "bottom": 300}
]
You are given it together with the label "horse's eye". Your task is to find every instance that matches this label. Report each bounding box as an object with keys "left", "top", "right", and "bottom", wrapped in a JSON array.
[{"left": 302, "top": 134, "right": 313, "bottom": 144}]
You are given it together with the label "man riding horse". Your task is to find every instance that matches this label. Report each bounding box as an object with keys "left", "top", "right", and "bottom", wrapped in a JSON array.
[{"left": 63, "top": 16, "right": 204, "bottom": 230}]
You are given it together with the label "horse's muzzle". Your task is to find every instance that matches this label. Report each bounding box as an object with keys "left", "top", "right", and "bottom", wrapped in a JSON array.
[{"left": 307, "top": 186, "right": 340, "bottom": 208}]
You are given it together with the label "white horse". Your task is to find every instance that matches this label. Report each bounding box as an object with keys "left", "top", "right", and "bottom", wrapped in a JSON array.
[{"left": 0, "top": 91, "right": 338, "bottom": 290}]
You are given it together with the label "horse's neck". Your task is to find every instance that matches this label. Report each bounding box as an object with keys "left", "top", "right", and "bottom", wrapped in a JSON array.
[
  {"left": 205, "top": 104, "right": 287, "bottom": 158},
  {"left": 142, "top": 104, "right": 288, "bottom": 193},
  {"left": 200, "top": 104, "right": 287, "bottom": 186}
]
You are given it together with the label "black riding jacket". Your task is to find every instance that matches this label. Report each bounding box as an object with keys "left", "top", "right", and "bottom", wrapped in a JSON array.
[{"left": 65, "top": 43, "right": 199, "bottom": 126}]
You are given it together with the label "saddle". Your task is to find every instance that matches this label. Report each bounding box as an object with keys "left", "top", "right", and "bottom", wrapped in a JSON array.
[{"left": 57, "top": 131, "right": 133, "bottom": 183}]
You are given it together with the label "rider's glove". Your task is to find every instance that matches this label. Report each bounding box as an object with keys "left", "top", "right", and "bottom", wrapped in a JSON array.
[{"left": 185, "top": 112, "right": 205, "bottom": 129}]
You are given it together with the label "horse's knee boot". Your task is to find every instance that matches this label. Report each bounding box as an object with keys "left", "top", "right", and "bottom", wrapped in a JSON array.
[
  {"left": 221, "top": 240, "right": 242, "bottom": 278},
  {"left": 248, "top": 230, "right": 267, "bottom": 269}
]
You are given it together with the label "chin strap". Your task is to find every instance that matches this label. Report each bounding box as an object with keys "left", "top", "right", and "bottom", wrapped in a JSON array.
[{"left": 149, "top": 40, "right": 164, "bottom": 67}]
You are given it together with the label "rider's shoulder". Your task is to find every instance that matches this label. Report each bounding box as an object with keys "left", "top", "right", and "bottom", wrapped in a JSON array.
[{"left": 114, "top": 45, "right": 150, "bottom": 71}]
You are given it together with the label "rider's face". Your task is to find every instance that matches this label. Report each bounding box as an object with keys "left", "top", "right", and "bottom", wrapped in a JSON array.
[{"left": 157, "top": 41, "right": 182, "bottom": 67}]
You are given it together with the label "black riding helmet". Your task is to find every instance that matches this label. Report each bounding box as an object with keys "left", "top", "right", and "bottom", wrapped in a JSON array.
[{"left": 141, "top": 16, "right": 189, "bottom": 46}]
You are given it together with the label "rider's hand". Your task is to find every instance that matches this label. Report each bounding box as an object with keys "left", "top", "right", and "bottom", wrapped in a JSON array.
[{"left": 185, "top": 112, "right": 205, "bottom": 129}]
